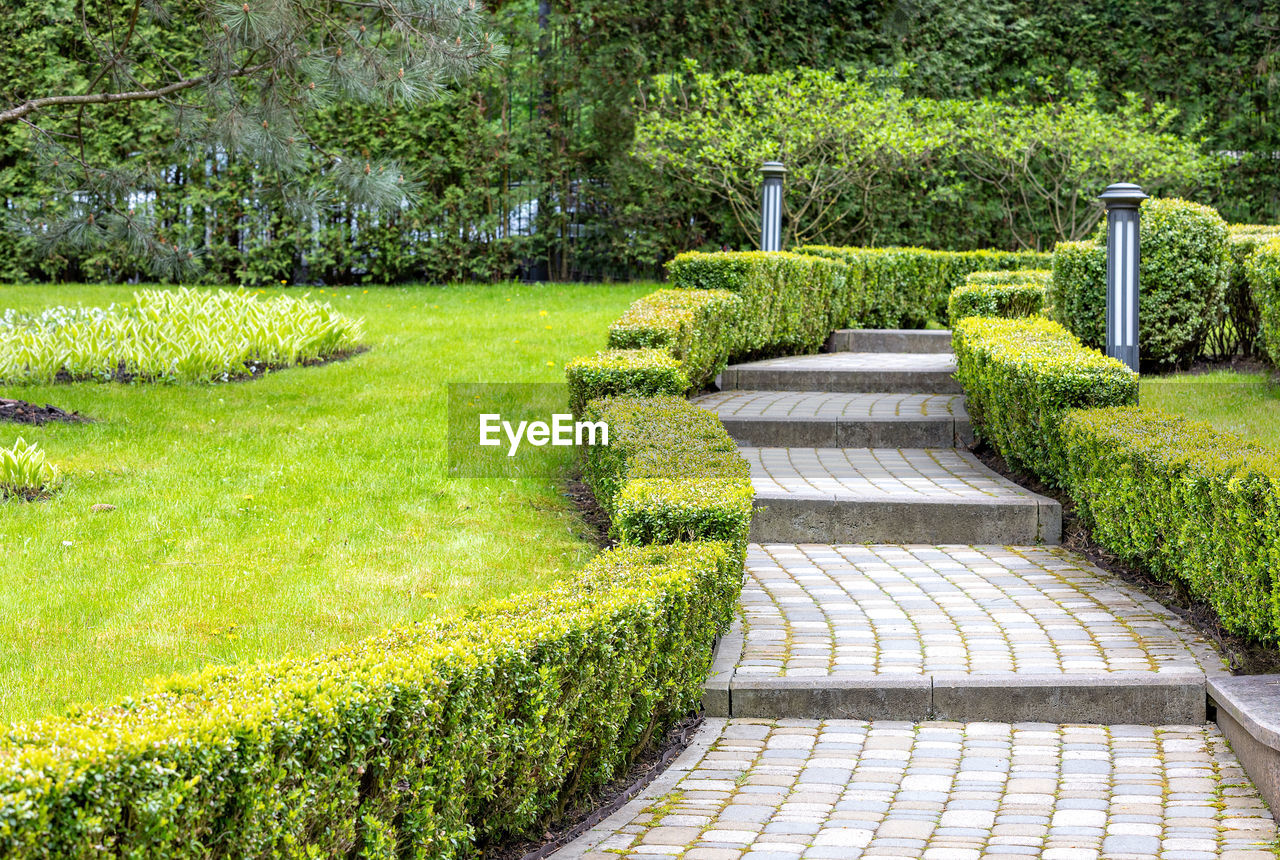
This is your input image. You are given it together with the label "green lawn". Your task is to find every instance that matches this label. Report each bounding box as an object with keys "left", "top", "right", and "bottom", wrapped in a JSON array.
[
  {"left": 0, "top": 281, "right": 650, "bottom": 720},
  {"left": 1141, "top": 369, "right": 1280, "bottom": 449}
]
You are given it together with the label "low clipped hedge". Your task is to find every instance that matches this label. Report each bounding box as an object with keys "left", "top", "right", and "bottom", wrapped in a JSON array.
[
  {"left": 564, "top": 348, "right": 688, "bottom": 414},
  {"left": 1245, "top": 236, "right": 1280, "bottom": 367},
  {"left": 582, "top": 395, "right": 753, "bottom": 556},
  {"left": 1049, "top": 198, "right": 1230, "bottom": 368},
  {"left": 1061, "top": 408, "right": 1280, "bottom": 643},
  {"left": 951, "top": 316, "right": 1138, "bottom": 482},
  {"left": 607, "top": 289, "right": 741, "bottom": 389},
  {"left": 665, "top": 251, "right": 848, "bottom": 357},
  {"left": 795, "top": 245, "right": 1050, "bottom": 328},
  {"left": 947, "top": 270, "right": 1050, "bottom": 322},
  {"left": 0, "top": 539, "right": 740, "bottom": 856}
]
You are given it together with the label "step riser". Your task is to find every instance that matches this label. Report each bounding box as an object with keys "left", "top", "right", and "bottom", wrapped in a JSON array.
[
  {"left": 712, "top": 678, "right": 1205, "bottom": 725},
  {"left": 719, "top": 416, "right": 973, "bottom": 448},
  {"left": 721, "top": 368, "right": 962, "bottom": 394},
  {"left": 749, "top": 498, "right": 1062, "bottom": 545},
  {"left": 827, "top": 329, "right": 954, "bottom": 354}
]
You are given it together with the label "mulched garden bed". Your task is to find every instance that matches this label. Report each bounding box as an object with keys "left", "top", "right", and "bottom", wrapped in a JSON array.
[
  {"left": 0, "top": 398, "right": 91, "bottom": 426},
  {"left": 563, "top": 473, "right": 615, "bottom": 550},
  {"left": 973, "top": 442, "right": 1280, "bottom": 675},
  {"left": 481, "top": 713, "right": 703, "bottom": 860}
]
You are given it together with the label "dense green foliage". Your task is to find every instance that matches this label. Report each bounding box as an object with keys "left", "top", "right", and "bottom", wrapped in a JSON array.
[
  {"left": 1048, "top": 198, "right": 1230, "bottom": 368},
  {"left": 563, "top": 348, "right": 688, "bottom": 413},
  {"left": 606, "top": 289, "right": 741, "bottom": 388},
  {"left": 0, "top": 288, "right": 364, "bottom": 383},
  {"left": 582, "top": 396, "right": 753, "bottom": 552},
  {"left": 947, "top": 270, "right": 1050, "bottom": 322},
  {"left": 1061, "top": 408, "right": 1280, "bottom": 643},
  {"left": 1245, "top": 237, "right": 1280, "bottom": 367},
  {"left": 0, "top": 437, "right": 59, "bottom": 499},
  {"left": 951, "top": 316, "right": 1138, "bottom": 482},
  {"left": 0, "top": 539, "right": 740, "bottom": 856},
  {"left": 796, "top": 246, "right": 1049, "bottom": 327},
  {"left": 666, "top": 252, "right": 849, "bottom": 356},
  {"left": 1216, "top": 225, "right": 1280, "bottom": 357},
  {"left": 6, "top": 0, "right": 1280, "bottom": 282}
]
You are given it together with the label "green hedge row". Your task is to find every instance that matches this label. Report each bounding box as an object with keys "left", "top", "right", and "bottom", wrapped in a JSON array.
[
  {"left": 1048, "top": 198, "right": 1232, "bottom": 368},
  {"left": 606, "top": 289, "right": 741, "bottom": 389},
  {"left": 1224, "top": 225, "right": 1280, "bottom": 357},
  {"left": 1244, "top": 236, "right": 1280, "bottom": 367},
  {"left": 1061, "top": 408, "right": 1280, "bottom": 642},
  {"left": 951, "top": 316, "right": 1138, "bottom": 482},
  {"left": 582, "top": 395, "right": 754, "bottom": 555},
  {"left": 564, "top": 348, "right": 688, "bottom": 414},
  {"left": 0, "top": 539, "right": 740, "bottom": 857},
  {"left": 795, "top": 245, "right": 1050, "bottom": 328},
  {"left": 947, "top": 269, "right": 1050, "bottom": 322},
  {"left": 666, "top": 251, "right": 849, "bottom": 357}
]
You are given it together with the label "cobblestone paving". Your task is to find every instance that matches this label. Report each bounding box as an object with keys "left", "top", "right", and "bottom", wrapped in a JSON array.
[
  {"left": 691, "top": 391, "right": 967, "bottom": 420},
  {"left": 725, "top": 353, "right": 958, "bottom": 373},
  {"left": 741, "top": 448, "right": 1034, "bottom": 500},
  {"left": 565, "top": 718, "right": 1277, "bottom": 860},
  {"left": 737, "top": 545, "right": 1225, "bottom": 678}
]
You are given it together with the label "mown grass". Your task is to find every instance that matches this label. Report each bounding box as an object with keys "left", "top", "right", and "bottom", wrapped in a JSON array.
[
  {"left": 0, "top": 281, "right": 650, "bottom": 720},
  {"left": 1141, "top": 369, "right": 1280, "bottom": 449}
]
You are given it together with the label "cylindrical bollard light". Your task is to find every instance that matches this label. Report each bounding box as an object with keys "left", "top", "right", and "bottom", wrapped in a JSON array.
[
  {"left": 760, "top": 161, "right": 786, "bottom": 252},
  {"left": 1098, "top": 182, "right": 1148, "bottom": 372}
]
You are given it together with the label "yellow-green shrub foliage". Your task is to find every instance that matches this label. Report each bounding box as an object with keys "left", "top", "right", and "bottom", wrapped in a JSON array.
[
  {"left": 1061, "top": 407, "right": 1280, "bottom": 643},
  {"left": 951, "top": 316, "right": 1137, "bottom": 482},
  {"left": 0, "top": 288, "right": 364, "bottom": 384},
  {"left": 564, "top": 348, "right": 689, "bottom": 414},
  {"left": 1048, "top": 198, "right": 1230, "bottom": 367},
  {"left": 1224, "top": 225, "right": 1280, "bottom": 356},
  {"left": 607, "top": 289, "right": 742, "bottom": 388},
  {"left": 947, "top": 270, "right": 1050, "bottom": 322},
  {"left": 0, "top": 540, "right": 740, "bottom": 857},
  {"left": 1244, "top": 236, "right": 1280, "bottom": 367},
  {"left": 665, "top": 251, "right": 849, "bottom": 357},
  {"left": 796, "top": 245, "right": 1050, "bottom": 328},
  {"left": 582, "top": 395, "right": 753, "bottom": 558}
]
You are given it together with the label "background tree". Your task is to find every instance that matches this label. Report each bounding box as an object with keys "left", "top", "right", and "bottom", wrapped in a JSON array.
[{"left": 1, "top": 0, "right": 503, "bottom": 279}]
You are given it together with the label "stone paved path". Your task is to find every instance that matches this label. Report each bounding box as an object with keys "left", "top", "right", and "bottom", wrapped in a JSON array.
[{"left": 553, "top": 330, "right": 1275, "bottom": 857}]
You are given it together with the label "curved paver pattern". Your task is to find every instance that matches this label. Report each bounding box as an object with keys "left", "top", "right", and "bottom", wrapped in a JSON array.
[
  {"left": 737, "top": 544, "right": 1226, "bottom": 678},
  {"left": 743, "top": 448, "right": 1035, "bottom": 501},
  {"left": 563, "top": 718, "right": 1277, "bottom": 860},
  {"left": 693, "top": 391, "right": 967, "bottom": 420}
]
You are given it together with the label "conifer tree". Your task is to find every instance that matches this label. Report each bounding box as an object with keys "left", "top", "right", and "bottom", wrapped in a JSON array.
[{"left": 1, "top": 0, "right": 503, "bottom": 279}]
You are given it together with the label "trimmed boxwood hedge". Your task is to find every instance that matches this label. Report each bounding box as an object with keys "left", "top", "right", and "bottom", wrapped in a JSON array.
[
  {"left": 582, "top": 395, "right": 753, "bottom": 555},
  {"left": 665, "top": 251, "right": 849, "bottom": 358},
  {"left": 564, "top": 348, "right": 689, "bottom": 414},
  {"left": 795, "top": 245, "right": 1051, "bottom": 328},
  {"left": 947, "top": 270, "right": 1050, "bottom": 322},
  {"left": 951, "top": 316, "right": 1138, "bottom": 483},
  {"left": 607, "top": 289, "right": 741, "bottom": 389},
  {"left": 1061, "top": 407, "right": 1280, "bottom": 643},
  {"left": 1245, "top": 236, "right": 1280, "bottom": 367}
]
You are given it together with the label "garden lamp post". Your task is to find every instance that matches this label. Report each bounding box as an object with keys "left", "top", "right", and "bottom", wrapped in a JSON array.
[
  {"left": 1098, "top": 182, "right": 1148, "bottom": 372},
  {"left": 760, "top": 161, "right": 786, "bottom": 252}
]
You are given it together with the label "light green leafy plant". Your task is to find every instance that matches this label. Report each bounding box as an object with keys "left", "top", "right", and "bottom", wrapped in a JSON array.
[
  {"left": 0, "top": 438, "right": 60, "bottom": 499},
  {"left": 0, "top": 287, "right": 364, "bottom": 384}
]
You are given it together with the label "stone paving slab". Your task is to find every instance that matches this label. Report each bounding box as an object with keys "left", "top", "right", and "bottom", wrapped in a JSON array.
[
  {"left": 556, "top": 718, "right": 1278, "bottom": 860},
  {"left": 720, "top": 353, "right": 961, "bottom": 395},
  {"left": 743, "top": 449, "right": 1060, "bottom": 545},
  {"left": 692, "top": 391, "right": 972, "bottom": 448},
  {"left": 827, "top": 329, "right": 956, "bottom": 354}
]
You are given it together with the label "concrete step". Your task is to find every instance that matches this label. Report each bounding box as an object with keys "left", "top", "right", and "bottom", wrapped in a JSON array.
[
  {"left": 703, "top": 544, "right": 1227, "bottom": 725},
  {"left": 827, "top": 328, "right": 954, "bottom": 353},
  {"left": 720, "top": 352, "right": 961, "bottom": 394},
  {"left": 692, "top": 390, "right": 974, "bottom": 448},
  {"left": 743, "top": 447, "right": 1061, "bottom": 545}
]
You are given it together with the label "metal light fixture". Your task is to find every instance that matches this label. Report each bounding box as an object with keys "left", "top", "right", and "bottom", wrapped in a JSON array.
[
  {"left": 1098, "top": 182, "right": 1148, "bottom": 372},
  {"left": 760, "top": 161, "right": 786, "bottom": 252}
]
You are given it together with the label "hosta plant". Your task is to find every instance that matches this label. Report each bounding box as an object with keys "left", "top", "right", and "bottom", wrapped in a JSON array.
[{"left": 0, "top": 438, "right": 60, "bottom": 500}]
